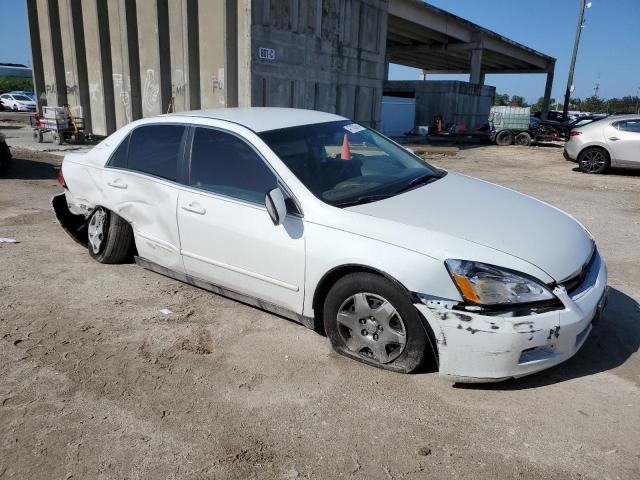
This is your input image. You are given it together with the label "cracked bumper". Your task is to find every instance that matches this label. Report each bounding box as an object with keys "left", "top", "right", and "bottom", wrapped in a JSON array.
[{"left": 416, "top": 253, "right": 608, "bottom": 383}]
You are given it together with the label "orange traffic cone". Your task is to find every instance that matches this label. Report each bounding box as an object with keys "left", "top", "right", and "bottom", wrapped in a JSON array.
[{"left": 341, "top": 133, "right": 351, "bottom": 161}]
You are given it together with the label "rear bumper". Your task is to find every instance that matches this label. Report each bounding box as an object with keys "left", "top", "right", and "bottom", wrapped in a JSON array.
[
  {"left": 563, "top": 148, "right": 575, "bottom": 161},
  {"left": 417, "top": 252, "right": 608, "bottom": 383}
]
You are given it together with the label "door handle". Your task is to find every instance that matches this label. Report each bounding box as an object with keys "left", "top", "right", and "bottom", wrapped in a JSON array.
[
  {"left": 609, "top": 137, "right": 620, "bottom": 141},
  {"left": 107, "top": 180, "right": 128, "bottom": 189},
  {"left": 181, "top": 202, "right": 206, "bottom": 215}
]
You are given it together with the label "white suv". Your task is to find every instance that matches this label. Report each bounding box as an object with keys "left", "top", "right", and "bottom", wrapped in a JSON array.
[{"left": 54, "top": 108, "right": 608, "bottom": 382}]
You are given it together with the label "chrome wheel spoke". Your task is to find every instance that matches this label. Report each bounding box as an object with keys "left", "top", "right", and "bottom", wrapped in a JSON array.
[
  {"left": 373, "top": 300, "right": 396, "bottom": 324},
  {"left": 337, "top": 310, "right": 360, "bottom": 331},
  {"left": 377, "top": 326, "right": 406, "bottom": 346},
  {"left": 352, "top": 292, "right": 372, "bottom": 316},
  {"left": 371, "top": 342, "right": 390, "bottom": 363}
]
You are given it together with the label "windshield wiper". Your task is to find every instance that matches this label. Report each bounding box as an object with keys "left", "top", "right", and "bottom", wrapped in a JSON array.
[
  {"left": 333, "top": 194, "right": 395, "bottom": 208},
  {"left": 394, "top": 173, "right": 442, "bottom": 194}
]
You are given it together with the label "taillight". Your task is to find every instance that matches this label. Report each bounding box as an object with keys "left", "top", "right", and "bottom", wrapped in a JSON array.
[
  {"left": 570, "top": 130, "right": 583, "bottom": 137},
  {"left": 57, "top": 167, "right": 66, "bottom": 188}
]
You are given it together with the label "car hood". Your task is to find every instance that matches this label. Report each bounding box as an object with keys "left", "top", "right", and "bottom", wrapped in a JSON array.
[{"left": 347, "top": 172, "right": 593, "bottom": 282}]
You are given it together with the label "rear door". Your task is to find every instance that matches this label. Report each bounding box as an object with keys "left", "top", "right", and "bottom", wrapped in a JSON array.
[
  {"left": 605, "top": 119, "right": 640, "bottom": 164},
  {"left": 102, "top": 123, "right": 187, "bottom": 272},
  {"left": 176, "top": 126, "right": 305, "bottom": 313}
]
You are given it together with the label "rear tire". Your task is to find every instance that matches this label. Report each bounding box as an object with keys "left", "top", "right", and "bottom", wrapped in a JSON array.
[
  {"left": 578, "top": 147, "right": 610, "bottom": 174},
  {"left": 515, "top": 132, "right": 532, "bottom": 146},
  {"left": 323, "top": 272, "right": 435, "bottom": 373},
  {"left": 87, "top": 207, "right": 134, "bottom": 264},
  {"left": 495, "top": 130, "right": 514, "bottom": 146}
]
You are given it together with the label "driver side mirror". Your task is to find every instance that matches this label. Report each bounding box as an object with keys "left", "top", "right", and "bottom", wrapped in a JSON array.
[{"left": 265, "top": 187, "right": 287, "bottom": 226}]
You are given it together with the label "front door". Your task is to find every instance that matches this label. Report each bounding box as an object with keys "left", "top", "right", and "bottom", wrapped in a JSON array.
[{"left": 177, "top": 126, "right": 305, "bottom": 313}]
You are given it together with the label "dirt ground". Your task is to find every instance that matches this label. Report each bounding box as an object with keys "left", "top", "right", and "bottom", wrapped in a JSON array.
[{"left": 1, "top": 125, "right": 639, "bottom": 479}]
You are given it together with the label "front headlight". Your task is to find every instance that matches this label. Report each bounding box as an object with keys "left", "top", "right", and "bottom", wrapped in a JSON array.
[{"left": 445, "top": 259, "right": 554, "bottom": 306}]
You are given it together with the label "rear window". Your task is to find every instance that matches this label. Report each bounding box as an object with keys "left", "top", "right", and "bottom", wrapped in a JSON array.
[
  {"left": 616, "top": 119, "right": 640, "bottom": 133},
  {"left": 106, "top": 135, "right": 130, "bottom": 168},
  {"left": 127, "top": 125, "right": 186, "bottom": 181}
]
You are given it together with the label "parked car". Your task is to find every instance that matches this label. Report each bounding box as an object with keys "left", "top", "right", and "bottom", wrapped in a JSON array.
[
  {"left": 53, "top": 108, "right": 608, "bottom": 382},
  {"left": 0, "top": 132, "right": 11, "bottom": 175},
  {"left": 8, "top": 90, "right": 35, "bottom": 101},
  {"left": 532, "top": 110, "right": 576, "bottom": 123},
  {"left": 0, "top": 93, "right": 36, "bottom": 112},
  {"left": 564, "top": 114, "right": 640, "bottom": 173}
]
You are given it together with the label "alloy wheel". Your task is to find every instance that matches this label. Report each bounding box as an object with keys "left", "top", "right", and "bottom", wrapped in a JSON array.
[
  {"left": 336, "top": 292, "right": 407, "bottom": 364},
  {"left": 580, "top": 149, "right": 606, "bottom": 172},
  {"left": 87, "top": 208, "right": 107, "bottom": 254}
]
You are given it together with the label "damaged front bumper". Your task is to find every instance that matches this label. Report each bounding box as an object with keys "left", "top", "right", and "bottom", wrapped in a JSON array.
[{"left": 416, "top": 252, "right": 608, "bottom": 383}]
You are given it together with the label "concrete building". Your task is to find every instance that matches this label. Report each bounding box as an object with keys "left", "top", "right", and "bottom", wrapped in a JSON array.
[
  {"left": 0, "top": 63, "right": 33, "bottom": 78},
  {"left": 26, "top": 0, "right": 555, "bottom": 137}
]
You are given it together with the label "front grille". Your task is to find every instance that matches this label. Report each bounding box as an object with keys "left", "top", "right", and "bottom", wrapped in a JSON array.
[{"left": 561, "top": 247, "right": 597, "bottom": 293}]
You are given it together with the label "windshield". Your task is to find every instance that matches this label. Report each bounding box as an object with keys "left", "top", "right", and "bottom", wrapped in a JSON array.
[{"left": 259, "top": 120, "right": 444, "bottom": 207}]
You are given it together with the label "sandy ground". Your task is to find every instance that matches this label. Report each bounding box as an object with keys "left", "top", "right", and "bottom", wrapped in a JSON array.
[{"left": 1, "top": 118, "right": 639, "bottom": 479}]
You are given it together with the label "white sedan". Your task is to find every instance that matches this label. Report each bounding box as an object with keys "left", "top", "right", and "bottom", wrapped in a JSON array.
[
  {"left": 564, "top": 114, "right": 640, "bottom": 173},
  {"left": 54, "top": 108, "right": 608, "bottom": 382},
  {"left": 0, "top": 93, "right": 36, "bottom": 112}
]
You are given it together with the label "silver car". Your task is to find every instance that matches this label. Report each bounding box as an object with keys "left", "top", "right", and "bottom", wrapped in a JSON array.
[{"left": 564, "top": 114, "right": 640, "bottom": 173}]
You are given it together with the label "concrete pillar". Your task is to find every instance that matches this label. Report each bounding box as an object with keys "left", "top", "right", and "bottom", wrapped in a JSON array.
[
  {"left": 168, "top": 0, "right": 200, "bottom": 112},
  {"left": 26, "top": 0, "right": 46, "bottom": 110},
  {"left": 36, "top": 0, "right": 66, "bottom": 106},
  {"left": 478, "top": 72, "right": 486, "bottom": 86},
  {"left": 58, "top": 0, "right": 81, "bottom": 112},
  {"left": 237, "top": 0, "right": 251, "bottom": 107},
  {"left": 541, "top": 60, "right": 555, "bottom": 120},
  {"left": 82, "top": 0, "right": 115, "bottom": 136},
  {"left": 469, "top": 47, "right": 483, "bottom": 84},
  {"left": 198, "top": 0, "right": 238, "bottom": 108},
  {"left": 136, "top": 0, "right": 170, "bottom": 116},
  {"left": 107, "top": 0, "right": 140, "bottom": 127}
]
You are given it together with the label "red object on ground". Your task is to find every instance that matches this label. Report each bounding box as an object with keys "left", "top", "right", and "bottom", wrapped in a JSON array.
[
  {"left": 341, "top": 133, "right": 351, "bottom": 160},
  {"left": 57, "top": 167, "right": 66, "bottom": 188}
]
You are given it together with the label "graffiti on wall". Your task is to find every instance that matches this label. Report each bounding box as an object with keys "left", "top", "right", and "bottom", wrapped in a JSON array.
[
  {"left": 44, "top": 84, "right": 78, "bottom": 96},
  {"left": 143, "top": 69, "right": 159, "bottom": 112},
  {"left": 172, "top": 69, "right": 186, "bottom": 98},
  {"left": 112, "top": 73, "right": 132, "bottom": 123}
]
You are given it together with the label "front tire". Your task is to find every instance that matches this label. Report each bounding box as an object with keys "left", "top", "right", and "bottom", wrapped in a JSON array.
[
  {"left": 578, "top": 147, "right": 610, "bottom": 174},
  {"left": 87, "top": 207, "right": 134, "bottom": 264},
  {"left": 323, "top": 273, "right": 434, "bottom": 373}
]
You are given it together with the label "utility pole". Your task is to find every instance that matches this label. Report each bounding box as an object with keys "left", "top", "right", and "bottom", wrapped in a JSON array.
[{"left": 562, "top": 1, "right": 591, "bottom": 120}]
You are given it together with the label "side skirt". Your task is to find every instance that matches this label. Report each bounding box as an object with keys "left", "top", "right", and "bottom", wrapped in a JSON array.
[{"left": 135, "top": 256, "right": 315, "bottom": 330}]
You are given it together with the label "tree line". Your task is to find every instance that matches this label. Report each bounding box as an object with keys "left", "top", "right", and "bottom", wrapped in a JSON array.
[{"left": 494, "top": 92, "right": 640, "bottom": 114}]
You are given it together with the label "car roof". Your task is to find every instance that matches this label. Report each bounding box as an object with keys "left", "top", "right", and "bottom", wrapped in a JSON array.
[{"left": 172, "top": 107, "right": 348, "bottom": 132}]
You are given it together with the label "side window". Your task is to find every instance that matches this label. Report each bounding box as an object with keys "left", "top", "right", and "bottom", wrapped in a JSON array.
[
  {"left": 189, "top": 127, "right": 277, "bottom": 204},
  {"left": 617, "top": 120, "right": 640, "bottom": 133},
  {"left": 106, "top": 134, "right": 130, "bottom": 168},
  {"left": 127, "top": 124, "right": 186, "bottom": 181}
]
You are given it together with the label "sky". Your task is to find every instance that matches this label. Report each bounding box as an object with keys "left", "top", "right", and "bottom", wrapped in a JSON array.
[
  {"left": 0, "top": 0, "right": 638, "bottom": 103},
  {"left": 389, "top": 0, "right": 640, "bottom": 103}
]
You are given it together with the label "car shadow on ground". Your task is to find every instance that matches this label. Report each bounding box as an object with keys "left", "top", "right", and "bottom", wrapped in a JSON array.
[
  {"left": 454, "top": 287, "right": 640, "bottom": 390},
  {"left": 1, "top": 156, "right": 58, "bottom": 180},
  {"left": 572, "top": 166, "right": 640, "bottom": 177}
]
